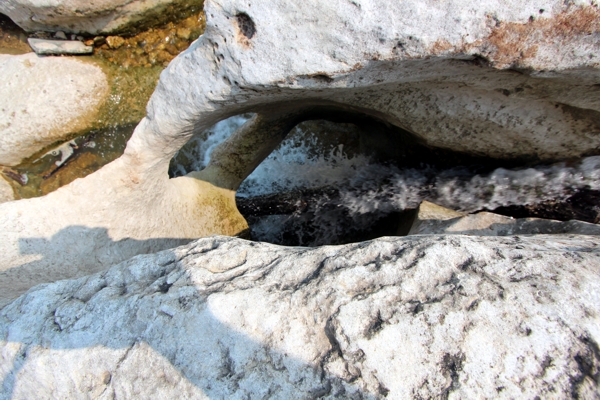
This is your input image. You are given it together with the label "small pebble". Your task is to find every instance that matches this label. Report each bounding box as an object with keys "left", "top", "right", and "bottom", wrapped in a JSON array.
[
  {"left": 54, "top": 31, "right": 67, "bottom": 40},
  {"left": 93, "top": 36, "right": 106, "bottom": 46}
]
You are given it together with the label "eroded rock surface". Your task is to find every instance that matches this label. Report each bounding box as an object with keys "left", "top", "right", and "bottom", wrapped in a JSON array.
[
  {"left": 408, "top": 201, "right": 600, "bottom": 236},
  {"left": 1, "top": 0, "right": 600, "bottom": 300},
  {"left": 1, "top": 235, "right": 599, "bottom": 398},
  {"left": 0, "top": 53, "right": 108, "bottom": 166},
  {"left": 0, "top": 0, "right": 203, "bottom": 35}
]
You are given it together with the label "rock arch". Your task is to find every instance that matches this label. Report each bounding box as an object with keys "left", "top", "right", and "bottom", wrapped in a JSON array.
[{"left": 1, "top": 0, "right": 599, "bottom": 305}]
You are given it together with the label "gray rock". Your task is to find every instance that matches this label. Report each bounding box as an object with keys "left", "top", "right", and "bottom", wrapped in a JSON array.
[
  {"left": 1, "top": 235, "right": 599, "bottom": 398},
  {"left": 408, "top": 201, "right": 600, "bottom": 236},
  {"left": 1, "top": 0, "right": 203, "bottom": 35},
  {"left": 53, "top": 31, "right": 67, "bottom": 40},
  {"left": 27, "top": 38, "right": 93, "bottom": 55},
  {"left": 0, "top": 53, "right": 108, "bottom": 166},
  {"left": 1, "top": 0, "right": 600, "bottom": 301}
]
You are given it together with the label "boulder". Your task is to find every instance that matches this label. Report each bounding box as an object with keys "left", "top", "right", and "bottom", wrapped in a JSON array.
[
  {"left": 0, "top": 53, "right": 108, "bottom": 166},
  {"left": 1, "top": 235, "right": 599, "bottom": 398},
  {"left": 408, "top": 201, "right": 600, "bottom": 236},
  {"left": 1, "top": 0, "right": 600, "bottom": 300},
  {"left": 0, "top": 0, "right": 203, "bottom": 35}
]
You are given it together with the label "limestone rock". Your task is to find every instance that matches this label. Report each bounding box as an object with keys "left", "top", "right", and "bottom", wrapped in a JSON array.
[
  {"left": 0, "top": 177, "right": 14, "bottom": 204},
  {"left": 0, "top": 0, "right": 203, "bottom": 35},
  {"left": 409, "top": 202, "right": 600, "bottom": 236},
  {"left": 27, "top": 38, "right": 93, "bottom": 55},
  {"left": 2, "top": 0, "right": 600, "bottom": 297},
  {"left": 404, "top": 201, "right": 465, "bottom": 235},
  {"left": 0, "top": 53, "right": 108, "bottom": 166},
  {"left": 1, "top": 235, "right": 600, "bottom": 398}
]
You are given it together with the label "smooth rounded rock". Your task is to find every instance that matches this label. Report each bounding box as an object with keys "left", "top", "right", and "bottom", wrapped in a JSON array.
[
  {"left": 0, "top": 53, "right": 108, "bottom": 166},
  {"left": 0, "top": 0, "right": 203, "bottom": 35}
]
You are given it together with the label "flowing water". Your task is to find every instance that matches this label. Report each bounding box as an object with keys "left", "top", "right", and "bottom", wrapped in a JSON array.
[
  {"left": 173, "top": 114, "right": 600, "bottom": 245},
  {"left": 2, "top": 11, "right": 598, "bottom": 245},
  {"left": 0, "top": 10, "right": 204, "bottom": 198}
]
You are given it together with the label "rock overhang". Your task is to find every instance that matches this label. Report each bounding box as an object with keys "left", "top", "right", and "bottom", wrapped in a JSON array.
[{"left": 0, "top": 0, "right": 600, "bottom": 308}]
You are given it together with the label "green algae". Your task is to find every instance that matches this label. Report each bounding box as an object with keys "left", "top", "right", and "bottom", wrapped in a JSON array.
[
  {"left": 0, "top": 6, "right": 206, "bottom": 199},
  {"left": 0, "top": 14, "right": 30, "bottom": 55}
]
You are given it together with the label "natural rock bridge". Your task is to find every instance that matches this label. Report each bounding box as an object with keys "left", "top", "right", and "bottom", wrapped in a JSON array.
[{"left": 0, "top": 0, "right": 599, "bottom": 306}]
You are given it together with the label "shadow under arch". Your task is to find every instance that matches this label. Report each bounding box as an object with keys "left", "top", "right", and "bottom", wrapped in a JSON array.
[{"left": 181, "top": 101, "right": 537, "bottom": 247}]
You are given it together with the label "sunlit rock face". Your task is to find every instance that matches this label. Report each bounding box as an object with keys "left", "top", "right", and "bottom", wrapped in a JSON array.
[
  {"left": 0, "top": 176, "right": 13, "bottom": 204},
  {"left": 1, "top": 0, "right": 600, "bottom": 304},
  {"left": 0, "top": 0, "right": 203, "bottom": 35},
  {"left": 2, "top": 235, "right": 600, "bottom": 398},
  {"left": 150, "top": 0, "right": 600, "bottom": 162},
  {"left": 0, "top": 53, "right": 108, "bottom": 166}
]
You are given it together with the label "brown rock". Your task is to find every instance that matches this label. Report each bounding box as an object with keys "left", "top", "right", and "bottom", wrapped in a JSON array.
[{"left": 106, "top": 36, "right": 125, "bottom": 49}]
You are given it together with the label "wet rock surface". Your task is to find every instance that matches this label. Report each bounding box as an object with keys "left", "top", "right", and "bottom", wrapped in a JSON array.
[
  {"left": 0, "top": 14, "right": 29, "bottom": 54},
  {"left": 491, "top": 188, "right": 600, "bottom": 224},
  {"left": 27, "top": 38, "right": 92, "bottom": 55},
  {"left": 0, "top": 9, "right": 205, "bottom": 199},
  {"left": 1, "top": 235, "right": 599, "bottom": 398},
  {"left": 408, "top": 201, "right": 600, "bottom": 236}
]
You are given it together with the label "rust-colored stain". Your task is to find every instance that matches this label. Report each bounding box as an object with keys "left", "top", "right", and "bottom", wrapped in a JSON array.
[
  {"left": 427, "top": 6, "right": 600, "bottom": 68},
  {"left": 478, "top": 6, "right": 600, "bottom": 68},
  {"left": 430, "top": 39, "right": 453, "bottom": 55}
]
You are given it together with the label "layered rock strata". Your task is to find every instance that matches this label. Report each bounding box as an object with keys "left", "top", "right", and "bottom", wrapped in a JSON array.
[
  {"left": 0, "top": 0, "right": 599, "bottom": 302},
  {"left": 1, "top": 235, "right": 599, "bottom": 398}
]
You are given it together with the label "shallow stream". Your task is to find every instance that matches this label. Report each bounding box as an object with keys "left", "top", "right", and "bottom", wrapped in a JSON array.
[{"left": 0, "top": 10, "right": 204, "bottom": 198}]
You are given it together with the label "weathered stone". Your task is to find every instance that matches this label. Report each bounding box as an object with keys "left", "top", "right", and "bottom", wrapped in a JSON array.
[
  {"left": 0, "top": 176, "right": 14, "bottom": 204},
  {"left": 406, "top": 201, "right": 465, "bottom": 235},
  {"left": 410, "top": 204, "right": 600, "bottom": 236},
  {"left": 1, "top": 0, "right": 600, "bottom": 297},
  {"left": 105, "top": 36, "right": 125, "bottom": 49},
  {"left": 27, "top": 38, "right": 93, "bottom": 55},
  {"left": 1, "top": 235, "right": 599, "bottom": 398},
  {"left": 53, "top": 31, "right": 66, "bottom": 40},
  {"left": 0, "top": 0, "right": 204, "bottom": 35},
  {"left": 0, "top": 53, "right": 108, "bottom": 166}
]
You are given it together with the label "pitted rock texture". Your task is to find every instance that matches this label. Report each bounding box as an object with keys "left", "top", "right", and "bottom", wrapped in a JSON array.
[
  {"left": 0, "top": 0, "right": 203, "bottom": 35},
  {"left": 1, "top": 235, "right": 599, "bottom": 398},
  {"left": 0, "top": 53, "right": 108, "bottom": 166},
  {"left": 1, "top": 0, "right": 600, "bottom": 304}
]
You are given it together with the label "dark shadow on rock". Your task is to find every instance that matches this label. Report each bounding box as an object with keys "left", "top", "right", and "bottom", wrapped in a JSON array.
[
  {"left": 0, "top": 226, "right": 193, "bottom": 308},
  {"left": 415, "top": 214, "right": 600, "bottom": 237},
  {"left": 0, "top": 243, "right": 375, "bottom": 398}
]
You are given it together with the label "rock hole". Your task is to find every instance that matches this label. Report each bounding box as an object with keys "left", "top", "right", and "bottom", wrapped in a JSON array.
[
  {"left": 235, "top": 13, "right": 256, "bottom": 39},
  {"left": 170, "top": 109, "right": 600, "bottom": 247}
]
